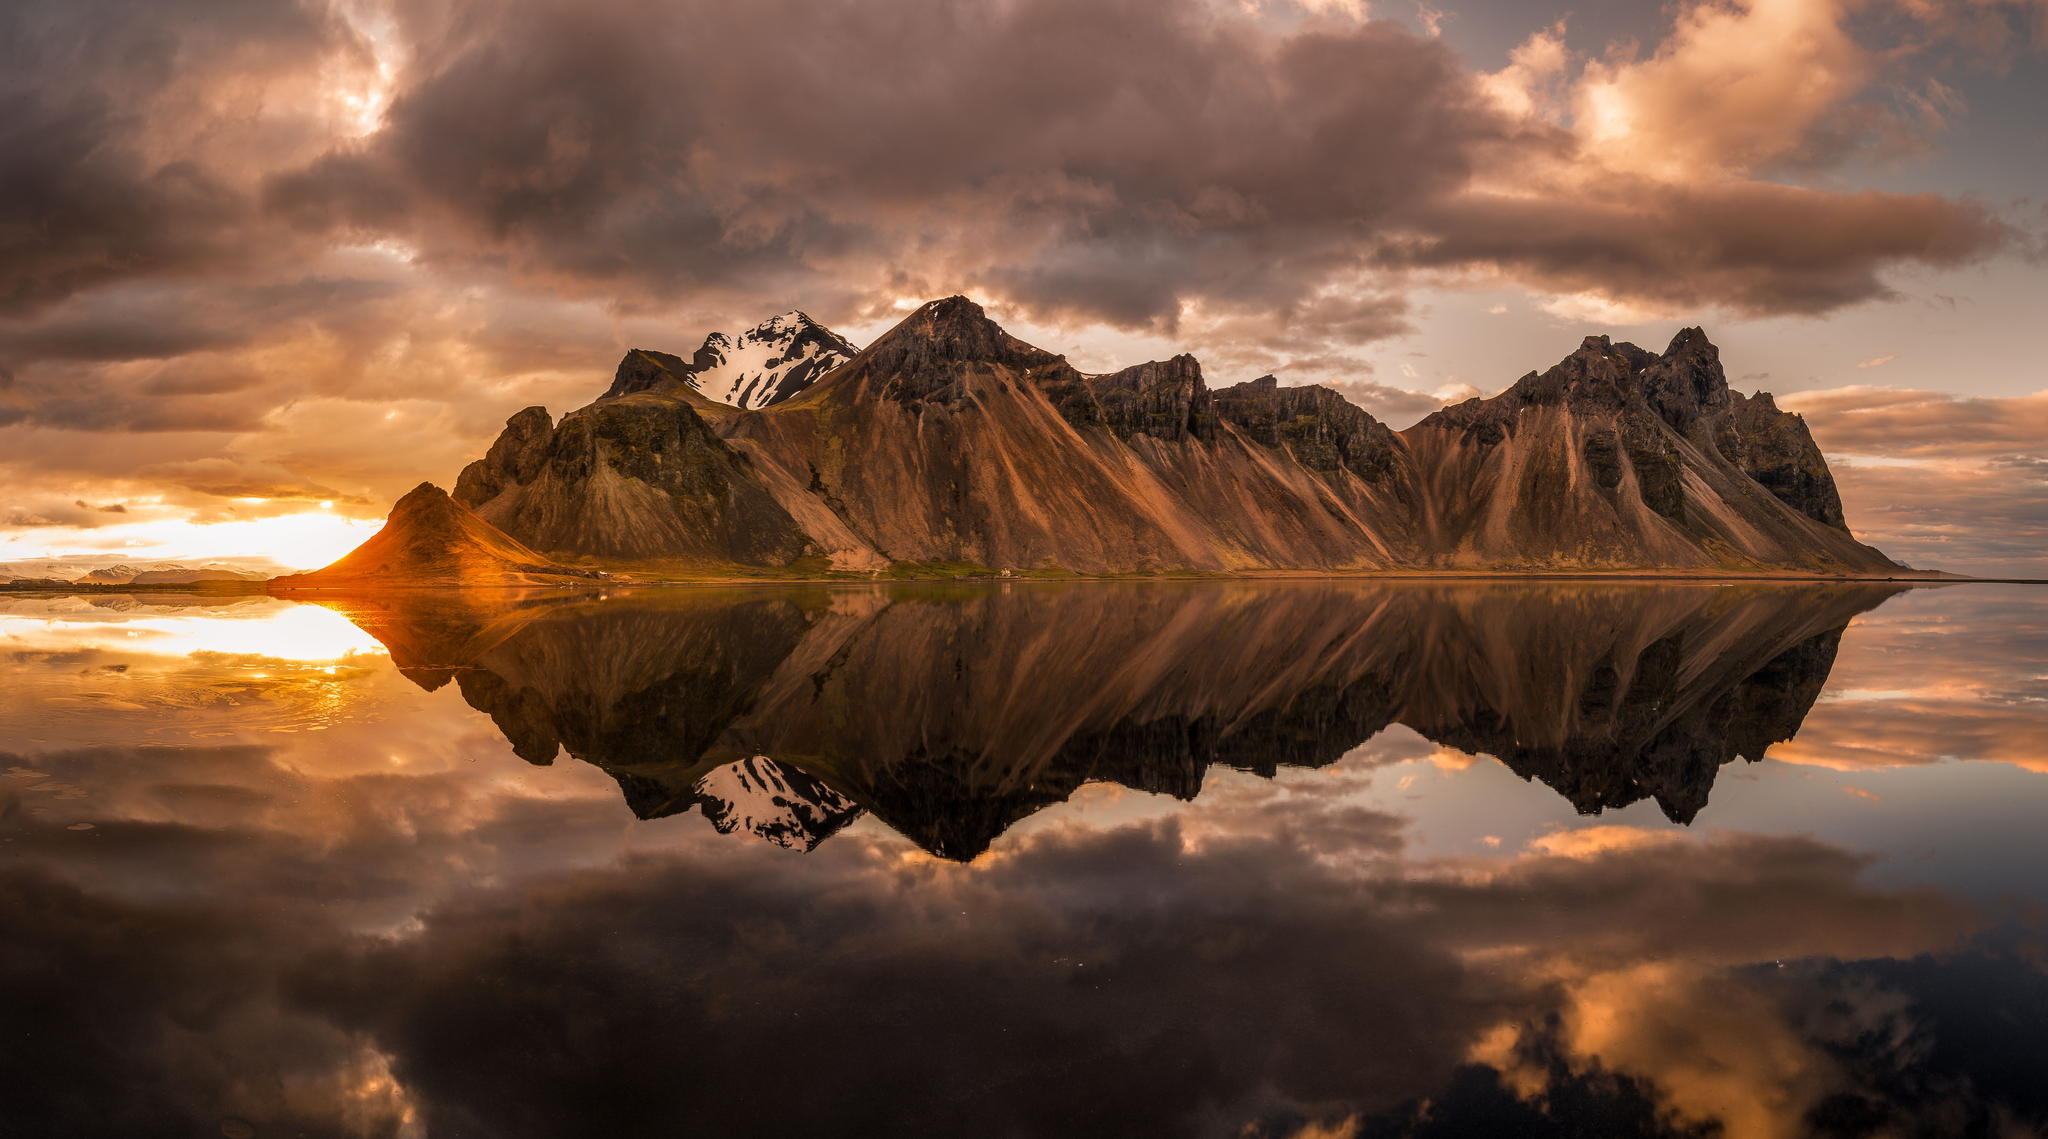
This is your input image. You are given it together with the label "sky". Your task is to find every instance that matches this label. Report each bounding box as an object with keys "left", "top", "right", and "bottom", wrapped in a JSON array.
[{"left": 0, "top": 0, "right": 2043, "bottom": 574}]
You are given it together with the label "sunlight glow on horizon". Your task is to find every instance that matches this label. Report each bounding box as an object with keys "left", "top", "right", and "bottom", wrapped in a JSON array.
[{"left": 0, "top": 509, "right": 382, "bottom": 571}]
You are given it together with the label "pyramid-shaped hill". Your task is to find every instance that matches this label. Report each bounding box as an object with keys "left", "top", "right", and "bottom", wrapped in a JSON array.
[
  {"left": 271, "top": 483, "right": 605, "bottom": 590},
  {"left": 377, "top": 296, "right": 1915, "bottom": 578}
]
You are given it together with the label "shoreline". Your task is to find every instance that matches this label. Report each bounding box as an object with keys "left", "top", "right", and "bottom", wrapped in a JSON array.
[
  {"left": 6, "top": 571, "right": 2043, "bottom": 598},
  {"left": 263, "top": 566, "right": 2018, "bottom": 591}
]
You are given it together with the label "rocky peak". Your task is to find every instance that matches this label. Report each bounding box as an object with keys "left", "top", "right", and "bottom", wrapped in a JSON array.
[
  {"left": 865, "top": 297, "right": 1062, "bottom": 372},
  {"left": 390, "top": 480, "right": 451, "bottom": 517},
  {"left": 604, "top": 348, "right": 694, "bottom": 401},
  {"left": 690, "top": 310, "right": 858, "bottom": 408},
  {"left": 1213, "top": 375, "right": 1404, "bottom": 482},
  {"left": 1642, "top": 326, "right": 1731, "bottom": 431},
  {"left": 1043, "top": 353, "right": 1216, "bottom": 442},
  {"left": 599, "top": 314, "right": 858, "bottom": 409},
  {"left": 848, "top": 296, "right": 1065, "bottom": 406},
  {"left": 453, "top": 406, "right": 556, "bottom": 508},
  {"left": 383, "top": 481, "right": 520, "bottom": 543}
]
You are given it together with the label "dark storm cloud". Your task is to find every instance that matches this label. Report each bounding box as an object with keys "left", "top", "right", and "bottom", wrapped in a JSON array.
[
  {"left": 268, "top": 0, "right": 1510, "bottom": 332},
  {"left": 1390, "top": 182, "right": 2012, "bottom": 316},
  {"left": 255, "top": 0, "right": 2022, "bottom": 336},
  {"left": 0, "top": 868, "right": 391, "bottom": 1139},
  {"left": 260, "top": 819, "right": 1980, "bottom": 1137},
  {"left": 0, "top": 0, "right": 347, "bottom": 314},
  {"left": 0, "top": 277, "right": 403, "bottom": 367}
]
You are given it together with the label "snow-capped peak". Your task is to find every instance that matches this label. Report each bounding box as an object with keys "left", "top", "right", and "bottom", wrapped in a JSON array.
[{"left": 685, "top": 311, "right": 859, "bottom": 410}]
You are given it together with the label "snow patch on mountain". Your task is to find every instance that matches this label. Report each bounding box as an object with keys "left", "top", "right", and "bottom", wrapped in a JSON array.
[
  {"left": 686, "top": 311, "right": 858, "bottom": 409},
  {"left": 692, "top": 755, "right": 862, "bottom": 851}
]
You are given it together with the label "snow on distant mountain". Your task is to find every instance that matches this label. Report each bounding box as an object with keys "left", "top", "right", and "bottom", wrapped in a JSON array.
[
  {"left": 127, "top": 564, "right": 271, "bottom": 585},
  {"left": 0, "top": 560, "right": 272, "bottom": 584},
  {"left": 79, "top": 562, "right": 182, "bottom": 583},
  {"left": 604, "top": 311, "right": 858, "bottom": 410},
  {"left": 691, "top": 755, "right": 862, "bottom": 851}
]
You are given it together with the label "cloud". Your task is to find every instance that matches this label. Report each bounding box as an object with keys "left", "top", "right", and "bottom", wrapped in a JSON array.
[
  {"left": 1572, "top": 0, "right": 1871, "bottom": 179},
  {"left": 1856, "top": 354, "right": 1897, "bottom": 368},
  {"left": 1784, "top": 386, "right": 2048, "bottom": 459},
  {"left": 1322, "top": 377, "right": 1461, "bottom": 421},
  {"left": 0, "top": 0, "right": 355, "bottom": 315},
  {"left": 1775, "top": 386, "right": 2048, "bottom": 574},
  {"left": 134, "top": 457, "right": 356, "bottom": 505},
  {"left": 270, "top": 0, "right": 1503, "bottom": 337},
  {"left": 1390, "top": 181, "right": 2009, "bottom": 317},
  {"left": 267, "top": 0, "right": 2020, "bottom": 336}
]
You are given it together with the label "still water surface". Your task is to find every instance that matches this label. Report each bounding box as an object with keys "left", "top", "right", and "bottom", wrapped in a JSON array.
[{"left": 3, "top": 581, "right": 2045, "bottom": 1138}]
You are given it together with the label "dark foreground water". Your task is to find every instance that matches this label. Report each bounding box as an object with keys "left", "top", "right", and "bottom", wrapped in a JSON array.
[{"left": 3, "top": 581, "right": 2046, "bottom": 1139}]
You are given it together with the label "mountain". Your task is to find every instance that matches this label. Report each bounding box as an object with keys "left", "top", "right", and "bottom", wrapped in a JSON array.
[
  {"left": 1404, "top": 329, "right": 1885, "bottom": 571},
  {"left": 270, "top": 483, "right": 605, "bottom": 589},
  {"left": 457, "top": 297, "right": 1422, "bottom": 573},
  {"left": 602, "top": 311, "right": 857, "bottom": 410},
  {"left": 313, "top": 580, "right": 1899, "bottom": 858},
  {"left": 2, "top": 560, "right": 225, "bottom": 584},
  {"left": 429, "top": 296, "right": 1908, "bottom": 578},
  {"left": 78, "top": 562, "right": 178, "bottom": 584},
  {"left": 0, "top": 560, "right": 272, "bottom": 585},
  {"left": 128, "top": 564, "right": 269, "bottom": 585}
]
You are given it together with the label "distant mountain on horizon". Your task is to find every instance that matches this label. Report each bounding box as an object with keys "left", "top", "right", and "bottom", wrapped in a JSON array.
[
  {"left": 1, "top": 559, "right": 273, "bottom": 585},
  {"left": 280, "top": 296, "right": 1906, "bottom": 588}
]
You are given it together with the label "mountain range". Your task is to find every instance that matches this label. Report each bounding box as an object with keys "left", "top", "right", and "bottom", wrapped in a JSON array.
[
  {"left": 280, "top": 296, "right": 1906, "bottom": 587},
  {"left": 2, "top": 560, "right": 270, "bottom": 585}
]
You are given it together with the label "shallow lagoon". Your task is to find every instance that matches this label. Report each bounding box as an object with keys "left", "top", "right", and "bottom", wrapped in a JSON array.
[{"left": 3, "top": 581, "right": 2045, "bottom": 1137}]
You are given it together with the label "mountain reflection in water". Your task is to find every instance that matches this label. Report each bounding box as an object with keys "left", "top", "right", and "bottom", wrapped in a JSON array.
[
  {"left": 323, "top": 581, "right": 1897, "bottom": 857},
  {"left": 3, "top": 581, "right": 2047, "bottom": 1139}
]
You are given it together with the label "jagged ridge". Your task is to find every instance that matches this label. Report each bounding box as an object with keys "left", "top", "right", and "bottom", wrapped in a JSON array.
[{"left": 429, "top": 297, "right": 1899, "bottom": 577}]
